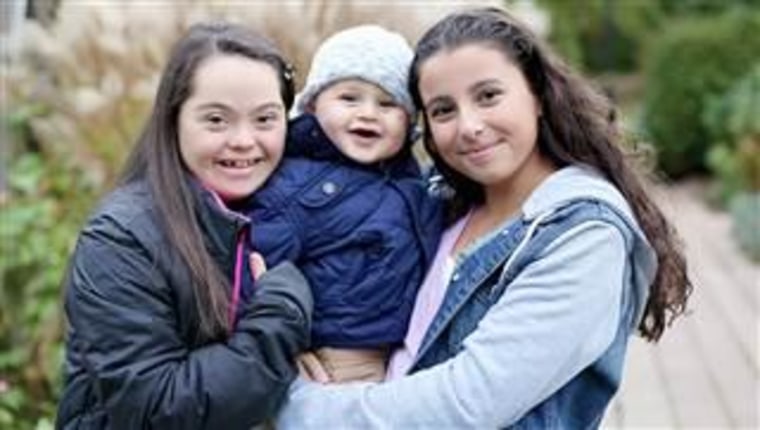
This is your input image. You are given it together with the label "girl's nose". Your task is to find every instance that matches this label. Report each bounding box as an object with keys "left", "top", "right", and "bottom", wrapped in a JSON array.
[
  {"left": 459, "top": 106, "right": 486, "bottom": 140},
  {"left": 228, "top": 124, "right": 257, "bottom": 149}
]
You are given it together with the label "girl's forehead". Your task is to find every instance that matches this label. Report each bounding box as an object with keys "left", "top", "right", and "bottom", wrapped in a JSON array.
[
  {"left": 185, "top": 55, "right": 282, "bottom": 110},
  {"left": 192, "top": 54, "right": 275, "bottom": 87},
  {"left": 418, "top": 44, "right": 522, "bottom": 91},
  {"left": 422, "top": 43, "right": 513, "bottom": 73}
]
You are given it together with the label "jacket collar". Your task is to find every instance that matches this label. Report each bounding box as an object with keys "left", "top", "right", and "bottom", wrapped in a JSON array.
[{"left": 187, "top": 176, "right": 249, "bottom": 268}]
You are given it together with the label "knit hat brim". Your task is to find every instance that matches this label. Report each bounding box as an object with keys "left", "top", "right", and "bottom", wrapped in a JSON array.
[{"left": 292, "top": 25, "right": 416, "bottom": 120}]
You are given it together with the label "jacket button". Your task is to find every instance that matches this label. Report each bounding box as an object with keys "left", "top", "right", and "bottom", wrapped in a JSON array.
[
  {"left": 451, "top": 272, "right": 460, "bottom": 282},
  {"left": 322, "top": 181, "right": 337, "bottom": 195}
]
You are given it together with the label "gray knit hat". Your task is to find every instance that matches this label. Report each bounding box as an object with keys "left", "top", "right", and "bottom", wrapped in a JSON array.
[{"left": 293, "top": 25, "right": 415, "bottom": 119}]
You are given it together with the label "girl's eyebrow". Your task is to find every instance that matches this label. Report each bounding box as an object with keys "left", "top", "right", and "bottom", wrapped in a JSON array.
[
  {"left": 253, "top": 102, "right": 284, "bottom": 112},
  {"left": 423, "top": 94, "right": 451, "bottom": 109},
  {"left": 469, "top": 79, "right": 502, "bottom": 94},
  {"left": 423, "top": 94, "right": 451, "bottom": 107},
  {"left": 194, "top": 101, "right": 283, "bottom": 112},
  {"left": 423, "top": 78, "right": 503, "bottom": 106},
  {"left": 195, "top": 102, "right": 229, "bottom": 111}
]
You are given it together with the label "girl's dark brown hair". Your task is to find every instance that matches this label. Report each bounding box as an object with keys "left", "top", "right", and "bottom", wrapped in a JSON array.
[
  {"left": 409, "top": 7, "right": 691, "bottom": 341},
  {"left": 119, "top": 22, "right": 295, "bottom": 340}
]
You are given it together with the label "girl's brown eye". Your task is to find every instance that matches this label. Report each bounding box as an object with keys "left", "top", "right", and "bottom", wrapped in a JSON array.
[
  {"left": 429, "top": 102, "right": 455, "bottom": 120},
  {"left": 477, "top": 88, "right": 502, "bottom": 104},
  {"left": 257, "top": 113, "right": 277, "bottom": 123},
  {"left": 204, "top": 113, "right": 228, "bottom": 129}
]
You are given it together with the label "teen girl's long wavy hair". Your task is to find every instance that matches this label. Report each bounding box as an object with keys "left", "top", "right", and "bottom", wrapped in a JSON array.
[
  {"left": 119, "top": 22, "right": 295, "bottom": 340},
  {"left": 409, "top": 7, "right": 691, "bottom": 341}
]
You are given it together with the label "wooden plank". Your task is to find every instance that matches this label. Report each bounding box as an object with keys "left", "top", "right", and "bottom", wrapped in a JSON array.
[
  {"left": 676, "top": 191, "right": 760, "bottom": 315},
  {"left": 604, "top": 337, "right": 679, "bottom": 428},
  {"left": 687, "top": 252, "right": 759, "bottom": 377},
  {"left": 654, "top": 309, "right": 732, "bottom": 428},
  {"left": 682, "top": 256, "right": 758, "bottom": 427},
  {"left": 600, "top": 397, "right": 624, "bottom": 428},
  {"left": 606, "top": 181, "right": 759, "bottom": 428},
  {"left": 668, "top": 182, "right": 759, "bottom": 427}
]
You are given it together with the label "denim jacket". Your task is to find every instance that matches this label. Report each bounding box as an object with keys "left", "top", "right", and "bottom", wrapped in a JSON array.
[
  {"left": 410, "top": 199, "right": 643, "bottom": 429},
  {"left": 277, "top": 166, "right": 657, "bottom": 429}
]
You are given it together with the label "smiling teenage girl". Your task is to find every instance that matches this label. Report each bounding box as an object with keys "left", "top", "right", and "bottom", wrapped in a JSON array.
[
  {"left": 57, "top": 22, "right": 312, "bottom": 429},
  {"left": 278, "top": 8, "right": 691, "bottom": 429}
]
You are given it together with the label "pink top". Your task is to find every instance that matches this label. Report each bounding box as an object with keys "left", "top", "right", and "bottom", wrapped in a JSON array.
[{"left": 385, "top": 213, "right": 470, "bottom": 380}]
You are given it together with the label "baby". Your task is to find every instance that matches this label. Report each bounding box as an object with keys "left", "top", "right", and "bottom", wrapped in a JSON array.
[{"left": 245, "top": 25, "right": 442, "bottom": 382}]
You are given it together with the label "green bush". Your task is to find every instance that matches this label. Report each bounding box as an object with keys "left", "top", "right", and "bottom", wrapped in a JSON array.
[
  {"left": 536, "top": 0, "right": 663, "bottom": 72},
  {"left": 704, "top": 63, "right": 760, "bottom": 204},
  {"left": 0, "top": 152, "right": 98, "bottom": 429},
  {"left": 730, "top": 192, "right": 760, "bottom": 261},
  {"left": 534, "top": 0, "right": 759, "bottom": 74},
  {"left": 0, "top": 6, "right": 165, "bottom": 426},
  {"left": 641, "top": 8, "right": 760, "bottom": 177}
]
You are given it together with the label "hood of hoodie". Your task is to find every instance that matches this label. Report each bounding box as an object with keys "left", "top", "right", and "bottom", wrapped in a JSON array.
[
  {"left": 522, "top": 165, "right": 632, "bottom": 221},
  {"left": 519, "top": 165, "right": 657, "bottom": 329}
]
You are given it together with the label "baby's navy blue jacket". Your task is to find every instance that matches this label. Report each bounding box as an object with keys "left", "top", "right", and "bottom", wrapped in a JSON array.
[{"left": 243, "top": 114, "right": 443, "bottom": 348}]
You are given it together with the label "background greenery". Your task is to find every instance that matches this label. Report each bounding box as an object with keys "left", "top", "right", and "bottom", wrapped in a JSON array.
[{"left": 1, "top": 0, "right": 758, "bottom": 427}]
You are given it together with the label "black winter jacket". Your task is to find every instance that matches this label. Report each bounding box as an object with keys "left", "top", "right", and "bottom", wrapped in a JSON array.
[{"left": 56, "top": 180, "right": 313, "bottom": 429}]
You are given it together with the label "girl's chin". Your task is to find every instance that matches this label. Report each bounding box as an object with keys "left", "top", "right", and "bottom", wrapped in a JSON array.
[{"left": 204, "top": 182, "right": 260, "bottom": 203}]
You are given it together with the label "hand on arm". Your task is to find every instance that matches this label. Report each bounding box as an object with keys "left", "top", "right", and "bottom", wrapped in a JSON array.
[{"left": 248, "top": 252, "right": 330, "bottom": 384}]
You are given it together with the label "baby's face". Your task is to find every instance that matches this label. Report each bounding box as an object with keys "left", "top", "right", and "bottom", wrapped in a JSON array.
[{"left": 310, "top": 79, "right": 409, "bottom": 164}]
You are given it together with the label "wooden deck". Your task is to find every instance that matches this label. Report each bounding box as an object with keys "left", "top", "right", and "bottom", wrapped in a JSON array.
[{"left": 602, "top": 181, "right": 759, "bottom": 429}]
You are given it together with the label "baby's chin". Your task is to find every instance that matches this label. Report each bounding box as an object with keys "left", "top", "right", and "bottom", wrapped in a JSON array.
[{"left": 340, "top": 147, "right": 399, "bottom": 165}]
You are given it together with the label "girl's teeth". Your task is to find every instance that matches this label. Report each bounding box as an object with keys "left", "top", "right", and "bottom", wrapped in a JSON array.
[{"left": 220, "top": 160, "right": 256, "bottom": 168}]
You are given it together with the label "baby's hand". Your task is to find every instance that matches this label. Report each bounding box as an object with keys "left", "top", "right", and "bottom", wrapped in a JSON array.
[
  {"left": 296, "top": 352, "right": 332, "bottom": 384},
  {"left": 248, "top": 252, "right": 267, "bottom": 280}
]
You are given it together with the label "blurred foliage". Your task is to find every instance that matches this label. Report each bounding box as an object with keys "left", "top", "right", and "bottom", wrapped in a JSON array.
[
  {"left": 0, "top": 152, "right": 94, "bottom": 430},
  {"left": 704, "top": 63, "right": 760, "bottom": 203},
  {"left": 703, "top": 64, "right": 760, "bottom": 261},
  {"left": 535, "top": 0, "right": 760, "bottom": 268},
  {"left": 536, "top": 0, "right": 658, "bottom": 72},
  {"left": 536, "top": 0, "right": 760, "bottom": 73},
  {"left": 657, "top": 0, "right": 759, "bottom": 14},
  {"left": 2, "top": 3, "right": 229, "bottom": 427},
  {"left": 640, "top": 7, "right": 760, "bottom": 178},
  {"left": 729, "top": 192, "right": 760, "bottom": 261},
  {"left": 3, "top": 8, "right": 178, "bottom": 425}
]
